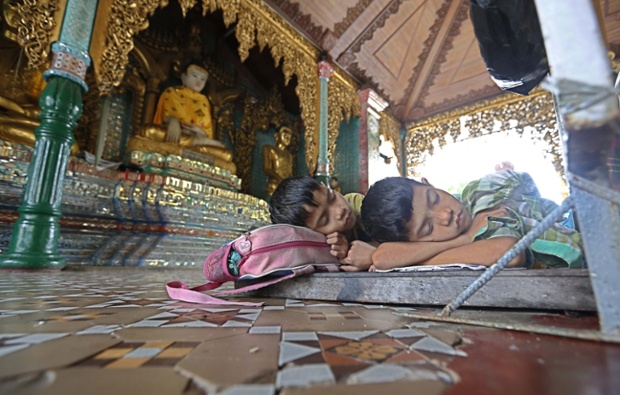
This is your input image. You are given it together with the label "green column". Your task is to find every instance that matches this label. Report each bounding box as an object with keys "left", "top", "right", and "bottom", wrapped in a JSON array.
[
  {"left": 315, "top": 60, "right": 334, "bottom": 186},
  {"left": 0, "top": 0, "right": 97, "bottom": 269},
  {"left": 0, "top": 78, "right": 82, "bottom": 268}
]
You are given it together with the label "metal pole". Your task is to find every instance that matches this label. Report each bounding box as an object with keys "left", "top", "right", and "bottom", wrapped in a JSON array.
[{"left": 534, "top": 0, "right": 620, "bottom": 335}]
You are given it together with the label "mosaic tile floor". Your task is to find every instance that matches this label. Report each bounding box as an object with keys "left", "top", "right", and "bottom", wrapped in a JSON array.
[{"left": 0, "top": 267, "right": 618, "bottom": 395}]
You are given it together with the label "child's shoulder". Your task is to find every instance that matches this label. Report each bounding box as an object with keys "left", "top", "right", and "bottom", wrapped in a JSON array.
[{"left": 344, "top": 193, "right": 364, "bottom": 210}]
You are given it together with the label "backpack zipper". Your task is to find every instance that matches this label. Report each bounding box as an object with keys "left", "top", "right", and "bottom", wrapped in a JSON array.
[{"left": 249, "top": 240, "right": 329, "bottom": 254}]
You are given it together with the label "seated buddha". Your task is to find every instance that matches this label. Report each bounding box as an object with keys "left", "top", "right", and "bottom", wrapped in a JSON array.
[
  {"left": 263, "top": 126, "right": 293, "bottom": 196},
  {"left": 0, "top": 1, "right": 77, "bottom": 156},
  {"left": 134, "top": 62, "right": 236, "bottom": 173},
  {"left": 0, "top": 74, "right": 80, "bottom": 156}
]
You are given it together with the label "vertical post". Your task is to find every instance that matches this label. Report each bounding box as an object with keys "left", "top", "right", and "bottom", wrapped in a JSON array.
[
  {"left": 0, "top": 0, "right": 97, "bottom": 269},
  {"left": 315, "top": 60, "right": 334, "bottom": 186},
  {"left": 357, "top": 89, "right": 371, "bottom": 194},
  {"left": 142, "top": 77, "right": 162, "bottom": 125},
  {"left": 357, "top": 88, "right": 388, "bottom": 193},
  {"left": 534, "top": 0, "right": 620, "bottom": 335}
]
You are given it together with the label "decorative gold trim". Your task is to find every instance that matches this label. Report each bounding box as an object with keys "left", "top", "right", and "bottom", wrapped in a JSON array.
[
  {"left": 405, "top": 89, "right": 563, "bottom": 179},
  {"left": 178, "top": 0, "right": 199, "bottom": 16},
  {"left": 92, "top": 0, "right": 168, "bottom": 95},
  {"left": 15, "top": 0, "right": 63, "bottom": 70},
  {"left": 380, "top": 111, "right": 402, "bottom": 175}
]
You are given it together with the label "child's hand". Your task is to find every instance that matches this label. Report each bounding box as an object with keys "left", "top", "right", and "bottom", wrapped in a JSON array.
[
  {"left": 467, "top": 207, "right": 510, "bottom": 239},
  {"left": 326, "top": 232, "right": 349, "bottom": 260},
  {"left": 340, "top": 241, "right": 376, "bottom": 271}
]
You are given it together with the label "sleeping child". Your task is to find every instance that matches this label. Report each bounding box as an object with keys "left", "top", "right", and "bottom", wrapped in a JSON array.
[
  {"left": 269, "top": 176, "right": 376, "bottom": 272},
  {"left": 354, "top": 170, "right": 583, "bottom": 271}
]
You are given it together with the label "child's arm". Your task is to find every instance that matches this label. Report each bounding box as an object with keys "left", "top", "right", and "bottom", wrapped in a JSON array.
[
  {"left": 372, "top": 207, "right": 526, "bottom": 269},
  {"left": 371, "top": 234, "right": 472, "bottom": 269},
  {"left": 372, "top": 236, "right": 524, "bottom": 269}
]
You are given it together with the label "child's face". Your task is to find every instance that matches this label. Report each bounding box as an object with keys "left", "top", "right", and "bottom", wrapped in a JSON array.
[
  {"left": 303, "top": 184, "right": 356, "bottom": 235},
  {"left": 405, "top": 184, "right": 472, "bottom": 242}
]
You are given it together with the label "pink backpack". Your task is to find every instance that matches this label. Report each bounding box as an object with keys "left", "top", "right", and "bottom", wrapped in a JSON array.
[{"left": 166, "top": 224, "right": 341, "bottom": 306}]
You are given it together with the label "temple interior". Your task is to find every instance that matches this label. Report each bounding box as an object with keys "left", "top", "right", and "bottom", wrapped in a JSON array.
[{"left": 1, "top": 1, "right": 620, "bottom": 394}]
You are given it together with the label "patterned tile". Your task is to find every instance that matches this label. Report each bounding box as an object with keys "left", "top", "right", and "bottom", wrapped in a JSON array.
[
  {"left": 3, "top": 269, "right": 609, "bottom": 394},
  {"left": 273, "top": 329, "right": 461, "bottom": 388},
  {"left": 130, "top": 307, "right": 261, "bottom": 328},
  {"left": 75, "top": 341, "right": 200, "bottom": 369},
  {"left": 0, "top": 333, "right": 70, "bottom": 357},
  {"left": 76, "top": 325, "right": 123, "bottom": 334},
  {"left": 37, "top": 311, "right": 115, "bottom": 323},
  {"left": 307, "top": 311, "right": 362, "bottom": 321}
]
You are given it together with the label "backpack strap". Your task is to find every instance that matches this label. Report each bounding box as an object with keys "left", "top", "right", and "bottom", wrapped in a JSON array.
[
  {"left": 213, "top": 266, "right": 315, "bottom": 296},
  {"left": 165, "top": 266, "right": 316, "bottom": 306},
  {"left": 166, "top": 281, "right": 263, "bottom": 306}
]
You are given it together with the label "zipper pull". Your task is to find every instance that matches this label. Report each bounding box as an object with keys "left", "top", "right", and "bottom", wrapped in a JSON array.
[{"left": 238, "top": 235, "right": 252, "bottom": 254}]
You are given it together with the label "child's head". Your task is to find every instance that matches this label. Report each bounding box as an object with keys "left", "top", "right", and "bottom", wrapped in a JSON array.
[
  {"left": 269, "top": 176, "right": 356, "bottom": 235},
  {"left": 362, "top": 177, "right": 472, "bottom": 243}
]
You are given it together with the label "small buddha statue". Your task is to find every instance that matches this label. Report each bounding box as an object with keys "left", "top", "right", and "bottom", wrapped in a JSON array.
[
  {"left": 263, "top": 126, "right": 293, "bottom": 196},
  {"left": 329, "top": 176, "right": 341, "bottom": 193},
  {"left": 136, "top": 62, "right": 236, "bottom": 173}
]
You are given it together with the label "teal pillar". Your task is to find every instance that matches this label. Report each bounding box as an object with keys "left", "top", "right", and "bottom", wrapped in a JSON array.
[
  {"left": 0, "top": 1, "right": 97, "bottom": 269},
  {"left": 315, "top": 60, "right": 335, "bottom": 186}
]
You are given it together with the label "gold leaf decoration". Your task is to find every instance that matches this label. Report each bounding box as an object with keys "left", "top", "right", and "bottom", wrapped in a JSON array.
[
  {"left": 405, "top": 90, "right": 562, "bottom": 178},
  {"left": 16, "top": 0, "right": 59, "bottom": 70},
  {"left": 96, "top": 0, "right": 168, "bottom": 95},
  {"left": 327, "top": 71, "right": 360, "bottom": 170},
  {"left": 380, "top": 112, "right": 402, "bottom": 175},
  {"left": 177, "top": 0, "right": 198, "bottom": 17}
]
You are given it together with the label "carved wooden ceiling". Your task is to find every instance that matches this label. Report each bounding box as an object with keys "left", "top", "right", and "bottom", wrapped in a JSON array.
[{"left": 264, "top": 0, "right": 620, "bottom": 125}]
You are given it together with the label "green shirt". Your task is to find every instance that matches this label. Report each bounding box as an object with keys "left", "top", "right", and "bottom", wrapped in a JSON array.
[
  {"left": 460, "top": 170, "right": 583, "bottom": 268},
  {"left": 344, "top": 193, "right": 371, "bottom": 242}
]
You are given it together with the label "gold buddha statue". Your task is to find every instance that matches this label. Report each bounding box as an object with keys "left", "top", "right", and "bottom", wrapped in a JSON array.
[
  {"left": 263, "top": 126, "right": 293, "bottom": 196},
  {"left": 0, "top": 85, "right": 81, "bottom": 156},
  {"left": 0, "top": 2, "right": 79, "bottom": 155},
  {"left": 131, "top": 63, "right": 236, "bottom": 173}
]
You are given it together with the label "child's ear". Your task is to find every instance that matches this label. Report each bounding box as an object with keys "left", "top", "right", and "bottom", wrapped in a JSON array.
[{"left": 421, "top": 177, "right": 431, "bottom": 185}]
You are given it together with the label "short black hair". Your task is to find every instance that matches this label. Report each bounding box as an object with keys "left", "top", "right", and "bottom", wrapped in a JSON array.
[
  {"left": 361, "top": 177, "right": 424, "bottom": 243},
  {"left": 269, "top": 176, "right": 322, "bottom": 225}
]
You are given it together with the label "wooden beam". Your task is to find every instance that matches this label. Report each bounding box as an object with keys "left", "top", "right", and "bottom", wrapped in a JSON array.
[
  {"left": 237, "top": 269, "right": 596, "bottom": 311},
  {"left": 402, "top": 0, "right": 463, "bottom": 117}
]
